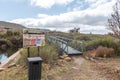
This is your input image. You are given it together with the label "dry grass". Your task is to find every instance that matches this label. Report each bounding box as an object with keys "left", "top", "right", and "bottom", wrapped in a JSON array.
[
  {"left": 83, "top": 46, "right": 115, "bottom": 59},
  {"left": 0, "top": 66, "right": 28, "bottom": 80},
  {"left": 96, "top": 46, "right": 114, "bottom": 57},
  {"left": 92, "top": 57, "right": 120, "bottom": 79},
  {"left": 0, "top": 44, "right": 69, "bottom": 80},
  {"left": 0, "top": 55, "right": 120, "bottom": 80},
  {"left": 0, "top": 59, "right": 72, "bottom": 80}
]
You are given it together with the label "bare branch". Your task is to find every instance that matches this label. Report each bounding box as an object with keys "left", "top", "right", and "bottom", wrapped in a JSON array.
[{"left": 108, "top": 0, "right": 120, "bottom": 39}]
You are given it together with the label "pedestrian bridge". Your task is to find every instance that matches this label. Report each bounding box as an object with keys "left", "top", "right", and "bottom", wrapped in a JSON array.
[{"left": 46, "top": 36, "right": 85, "bottom": 55}]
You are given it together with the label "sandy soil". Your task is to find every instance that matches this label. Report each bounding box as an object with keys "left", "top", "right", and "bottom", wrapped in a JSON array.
[{"left": 61, "top": 56, "right": 120, "bottom": 80}]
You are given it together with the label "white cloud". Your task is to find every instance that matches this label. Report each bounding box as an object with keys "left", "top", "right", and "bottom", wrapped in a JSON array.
[
  {"left": 38, "top": 14, "right": 49, "bottom": 18},
  {"left": 0, "top": 0, "right": 25, "bottom": 3},
  {"left": 85, "top": 0, "right": 97, "bottom": 3},
  {"left": 30, "top": 0, "right": 73, "bottom": 9},
  {"left": 10, "top": 0, "right": 116, "bottom": 34}
]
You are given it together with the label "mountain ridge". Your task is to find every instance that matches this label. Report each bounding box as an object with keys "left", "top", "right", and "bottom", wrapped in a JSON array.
[{"left": 0, "top": 21, "right": 25, "bottom": 30}]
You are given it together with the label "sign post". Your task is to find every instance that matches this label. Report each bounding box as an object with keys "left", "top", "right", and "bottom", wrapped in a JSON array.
[
  {"left": 28, "top": 47, "right": 30, "bottom": 57},
  {"left": 23, "top": 29, "right": 45, "bottom": 80},
  {"left": 23, "top": 29, "right": 45, "bottom": 57}
]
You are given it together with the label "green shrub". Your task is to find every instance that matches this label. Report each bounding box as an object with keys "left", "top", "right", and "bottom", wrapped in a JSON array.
[
  {"left": 18, "top": 44, "right": 58, "bottom": 65},
  {"left": 116, "top": 47, "right": 120, "bottom": 55},
  {"left": 86, "top": 37, "right": 120, "bottom": 56},
  {"left": 40, "top": 44, "right": 58, "bottom": 64},
  {"left": 6, "top": 31, "right": 13, "bottom": 36},
  {"left": 17, "top": 49, "right": 28, "bottom": 65},
  {"left": 77, "top": 35, "right": 91, "bottom": 41},
  {"left": 0, "top": 30, "right": 23, "bottom": 51},
  {"left": 0, "top": 39, "right": 13, "bottom": 50},
  {"left": 86, "top": 37, "right": 114, "bottom": 50}
]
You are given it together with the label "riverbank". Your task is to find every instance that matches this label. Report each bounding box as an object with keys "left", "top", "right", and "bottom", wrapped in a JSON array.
[{"left": 0, "top": 49, "right": 21, "bottom": 69}]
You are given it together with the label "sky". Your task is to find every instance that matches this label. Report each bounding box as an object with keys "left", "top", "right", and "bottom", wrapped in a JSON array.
[{"left": 0, "top": 0, "right": 116, "bottom": 34}]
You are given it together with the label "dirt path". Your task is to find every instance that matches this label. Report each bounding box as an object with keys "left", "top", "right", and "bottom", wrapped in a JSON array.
[{"left": 61, "top": 56, "right": 118, "bottom": 80}]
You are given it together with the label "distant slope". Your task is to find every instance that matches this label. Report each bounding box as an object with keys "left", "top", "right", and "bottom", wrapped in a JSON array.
[{"left": 0, "top": 21, "right": 25, "bottom": 30}]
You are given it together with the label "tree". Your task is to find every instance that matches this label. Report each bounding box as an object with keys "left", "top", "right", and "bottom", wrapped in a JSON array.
[
  {"left": 69, "top": 27, "right": 80, "bottom": 33},
  {"left": 108, "top": 0, "right": 120, "bottom": 39}
]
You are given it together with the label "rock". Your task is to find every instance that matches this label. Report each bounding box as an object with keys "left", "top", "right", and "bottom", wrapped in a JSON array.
[
  {"left": 63, "top": 54, "right": 68, "bottom": 58},
  {"left": 59, "top": 56, "right": 64, "bottom": 59},
  {"left": 72, "top": 67, "right": 79, "bottom": 70},
  {"left": 89, "top": 58, "right": 97, "bottom": 62},
  {"left": 0, "top": 68, "right": 5, "bottom": 71},
  {"left": 84, "top": 56, "right": 89, "bottom": 60},
  {"left": 64, "top": 57, "right": 71, "bottom": 62},
  {"left": 16, "top": 65, "right": 20, "bottom": 67},
  {"left": 8, "top": 63, "right": 16, "bottom": 68},
  {"left": 59, "top": 54, "right": 68, "bottom": 59}
]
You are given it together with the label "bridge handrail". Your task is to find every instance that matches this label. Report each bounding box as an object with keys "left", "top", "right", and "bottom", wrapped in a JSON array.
[
  {"left": 55, "top": 36, "right": 83, "bottom": 43},
  {"left": 46, "top": 36, "right": 85, "bottom": 53},
  {"left": 49, "top": 36, "right": 67, "bottom": 44}
]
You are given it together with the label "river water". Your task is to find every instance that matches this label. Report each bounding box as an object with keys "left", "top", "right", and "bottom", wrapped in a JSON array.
[
  {"left": 0, "top": 53, "right": 8, "bottom": 62},
  {"left": 0, "top": 49, "right": 17, "bottom": 62}
]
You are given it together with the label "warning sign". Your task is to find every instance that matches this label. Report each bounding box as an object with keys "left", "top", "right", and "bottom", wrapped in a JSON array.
[{"left": 23, "top": 29, "right": 45, "bottom": 47}]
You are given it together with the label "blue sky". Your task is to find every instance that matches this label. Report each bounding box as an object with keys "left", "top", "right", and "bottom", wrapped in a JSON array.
[
  {"left": 0, "top": 0, "right": 116, "bottom": 34},
  {"left": 0, "top": 0, "right": 75, "bottom": 20}
]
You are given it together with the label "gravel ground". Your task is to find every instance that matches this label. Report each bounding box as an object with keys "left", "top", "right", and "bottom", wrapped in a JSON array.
[{"left": 61, "top": 56, "right": 120, "bottom": 80}]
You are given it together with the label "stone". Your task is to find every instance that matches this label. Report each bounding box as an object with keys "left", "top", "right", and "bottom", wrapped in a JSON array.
[{"left": 64, "top": 57, "right": 71, "bottom": 62}]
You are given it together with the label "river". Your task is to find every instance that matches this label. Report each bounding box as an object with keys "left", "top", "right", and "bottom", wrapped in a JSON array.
[
  {"left": 0, "top": 53, "right": 8, "bottom": 62},
  {"left": 0, "top": 49, "right": 18, "bottom": 62}
]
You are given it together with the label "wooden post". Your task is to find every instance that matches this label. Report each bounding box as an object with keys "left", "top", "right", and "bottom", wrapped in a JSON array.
[
  {"left": 67, "top": 42, "right": 68, "bottom": 53},
  {"left": 38, "top": 46, "right": 40, "bottom": 56},
  {"left": 28, "top": 47, "right": 30, "bottom": 57}
]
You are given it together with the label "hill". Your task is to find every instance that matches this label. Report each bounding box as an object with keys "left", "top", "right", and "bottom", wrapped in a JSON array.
[{"left": 0, "top": 21, "right": 25, "bottom": 30}]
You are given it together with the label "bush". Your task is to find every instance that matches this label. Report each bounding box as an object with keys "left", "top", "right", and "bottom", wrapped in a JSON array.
[
  {"left": 9, "top": 35, "right": 23, "bottom": 49},
  {"left": 1, "top": 44, "right": 7, "bottom": 50},
  {"left": 116, "top": 47, "right": 120, "bottom": 55},
  {"left": 85, "top": 36, "right": 120, "bottom": 56},
  {"left": 40, "top": 44, "right": 58, "bottom": 64},
  {"left": 19, "top": 44, "right": 58, "bottom": 65},
  {"left": 17, "top": 49, "right": 28, "bottom": 65},
  {"left": 0, "top": 39, "right": 13, "bottom": 50},
  {"left": 96, "top": 46, "right": 114, "bottom": 57},
  {"left": 0, "top": 30, "right": 23, "bottom": 51},
  {"left": 83, "top": 46, "right": 115, "bottom": 58},
  {"left": 86, "top": 37, "right": 114, "bottom": 50},
  {"left": 6, "top": 31, "right": 13, "bottom": 36},
  {"left": 77, "top": 35, "right": 91, "bottom": 41}
]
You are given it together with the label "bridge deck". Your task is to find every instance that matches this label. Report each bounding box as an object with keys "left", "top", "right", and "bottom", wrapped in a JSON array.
[{"left": 61, "top": 44, "right": 82, "bottom": 55}]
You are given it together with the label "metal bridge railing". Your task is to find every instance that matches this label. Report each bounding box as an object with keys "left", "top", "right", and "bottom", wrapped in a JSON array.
[
  {"left": 46, "top": 36, "right": 85, "bottom": 54},
  {"left": 55, "top": 36, "right": 85, "bottom": 52}
]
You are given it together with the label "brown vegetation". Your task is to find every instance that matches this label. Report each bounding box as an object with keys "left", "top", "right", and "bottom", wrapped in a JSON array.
[
  {"left": 96, "top": 46, "right": 114, "bottom": 57},
  {"left": 83, "top": 46, "right": 114, "bottom": 59}
]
